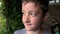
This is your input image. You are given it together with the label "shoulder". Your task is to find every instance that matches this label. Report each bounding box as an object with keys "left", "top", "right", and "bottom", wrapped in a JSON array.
[
  {"left": 14, "top": 28, "right": 26, "bottom": 34},
  {"left": 44, "top": 30, "right": 52, "bottom": 34}
]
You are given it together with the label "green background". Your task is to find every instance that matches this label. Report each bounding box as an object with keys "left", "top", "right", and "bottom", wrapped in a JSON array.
[{"left": 0, "top": 0, "right": 24, "bottom": 34}]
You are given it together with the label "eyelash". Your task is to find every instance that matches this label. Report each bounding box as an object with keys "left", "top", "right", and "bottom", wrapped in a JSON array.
[
  {"left": 22, "top": 12, "right": 37, "bottom": 17},
  {"left": 30, "top": 13, "right": 36, "bottom": 17}
]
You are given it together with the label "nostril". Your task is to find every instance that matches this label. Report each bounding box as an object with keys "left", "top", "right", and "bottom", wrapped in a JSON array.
[{"left": 26, "top": 20, "right": 30, "bottom": 23}]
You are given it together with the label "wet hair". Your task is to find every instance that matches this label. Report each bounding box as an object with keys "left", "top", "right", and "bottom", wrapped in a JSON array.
[{"left": 22, "top": 0, "right": 49, "bottom": 14}]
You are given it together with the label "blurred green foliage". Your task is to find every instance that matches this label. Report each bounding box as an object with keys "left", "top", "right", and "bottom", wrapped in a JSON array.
[
  {"left": 0, "top": 0, "right": 24, "bottom": 34},
  {"left": 0, "top": 0, "right": 6, "bottom": 34},
  {"left": 4, "top": 0, "right": 24, "bottom": 34}
]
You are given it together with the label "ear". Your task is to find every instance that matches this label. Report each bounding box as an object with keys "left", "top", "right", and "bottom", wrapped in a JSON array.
[{"left": 43, "top": 12, "right": 49, "bottom": 21}]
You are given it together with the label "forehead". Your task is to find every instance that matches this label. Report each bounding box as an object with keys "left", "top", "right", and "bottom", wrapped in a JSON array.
[
  {"left": 22, "top": 2, "right": 42, "bottom": 12},
  {"left": 22, "top": 2, "right": 36, "bottom": 7},
  {"left": 22, "top": 2, "right": 37, "bottom": 9}
]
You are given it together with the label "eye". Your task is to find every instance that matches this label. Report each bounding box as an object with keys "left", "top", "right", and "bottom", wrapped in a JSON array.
[
  {"left": 22, "top": 12, "right": 24, "bottom": 14},
  {"left": 30, "top": 12, "right": 37, "bottom": 17},
  {"left": 22, "top": 10, "right": 25, "bottom": 15},
  {"left": 22, "top": 10, "right": 25, "bottom": 14}
]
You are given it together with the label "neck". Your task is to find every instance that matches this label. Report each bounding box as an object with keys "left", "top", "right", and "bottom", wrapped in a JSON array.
[{"left": 26, "top": 28, "right": 44, "bottom": 34}]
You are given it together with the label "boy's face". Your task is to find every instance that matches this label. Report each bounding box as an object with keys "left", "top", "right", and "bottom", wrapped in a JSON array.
[{"left": 22, "top": 2, "right": 45, "bottom": 31}]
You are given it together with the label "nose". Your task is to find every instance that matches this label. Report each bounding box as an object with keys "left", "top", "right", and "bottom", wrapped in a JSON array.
[{"left": 25, "top": 14, "right": 30, "bottom": 23}]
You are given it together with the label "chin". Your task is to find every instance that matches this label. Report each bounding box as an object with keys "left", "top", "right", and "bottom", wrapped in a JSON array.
[
  {"left": 25, "top": 27, "right": 32, "bottom": 31},
  {"left": 25, "top": 27, "right": 37, "bottom": 31}
]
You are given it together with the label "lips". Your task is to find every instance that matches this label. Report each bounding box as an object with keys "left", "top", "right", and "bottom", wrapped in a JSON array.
[{"left": 25, "top": 23, "right": 32, "bottom": 26}]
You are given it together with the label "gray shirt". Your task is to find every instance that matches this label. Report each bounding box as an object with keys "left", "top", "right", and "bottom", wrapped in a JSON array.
[{"left": 14, "top": 28, "right": 52, "bottom": 34}]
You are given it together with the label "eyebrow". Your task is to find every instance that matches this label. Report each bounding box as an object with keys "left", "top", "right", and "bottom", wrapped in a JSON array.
[
  {"left": 22, "top": 9, "right": 40, "bottom": 14},
  {"left": 29, "top": 10, "right": 39, "bottom": 14}
]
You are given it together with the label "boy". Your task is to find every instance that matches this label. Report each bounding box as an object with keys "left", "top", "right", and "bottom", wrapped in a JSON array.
[{"left": 14, "top": 0, "right": 51, "bottom": 34}]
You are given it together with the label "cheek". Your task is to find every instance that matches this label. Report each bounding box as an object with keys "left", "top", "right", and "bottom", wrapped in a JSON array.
[
  {"left": 22, "top": 16, "right": 25, "bottom": 23},
  {"left": 30, "top": 17, "right": 43, "bottom": 25}
]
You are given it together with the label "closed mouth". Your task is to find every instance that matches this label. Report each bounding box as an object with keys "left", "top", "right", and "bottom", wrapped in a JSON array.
[{"left": 25, "top": 23, "right": 32, "bottom": 26}]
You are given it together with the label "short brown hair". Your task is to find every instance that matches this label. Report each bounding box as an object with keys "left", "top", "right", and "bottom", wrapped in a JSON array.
[{"left": 22, "top": 0, "right": 49, "bottom": 14}]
